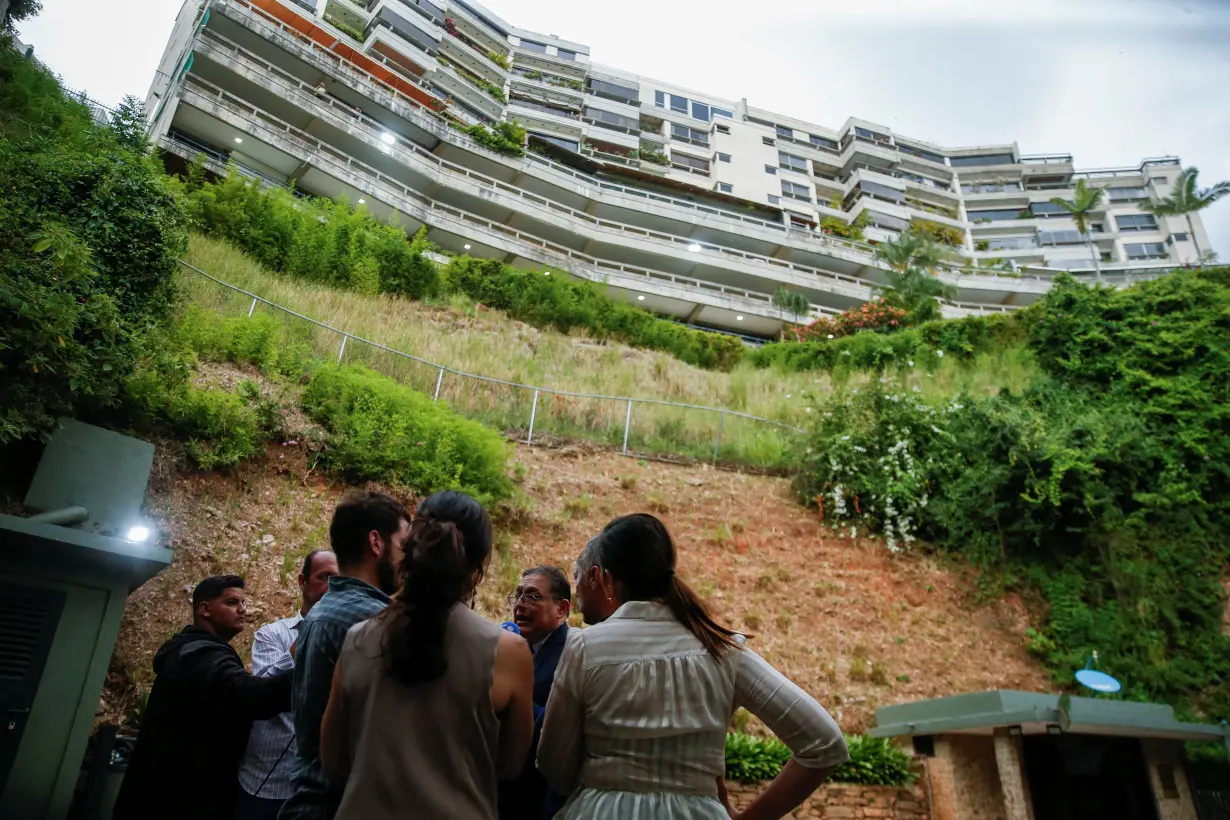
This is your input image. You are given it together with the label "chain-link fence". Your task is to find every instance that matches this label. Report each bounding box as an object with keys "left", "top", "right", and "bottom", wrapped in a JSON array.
[{"left": 180, "top": 261, "right": 804, "bottom": 468}]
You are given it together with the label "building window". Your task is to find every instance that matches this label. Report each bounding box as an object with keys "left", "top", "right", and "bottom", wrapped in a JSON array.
[
  {"left": 1106, "top": 186, "right": 1148, "bottom": 202},
  {"left": 898, "top": 143, "right": 946, "bottom": 164},
  {"left": 715, "top": 123, "right": 730, "bottom": 134},
  {"left": 691, "top": 101, "right": 710, "bottom": 122},
  {"left": 670, "top": 94, "right": 687, "bottom": 113},
  {"left": 716, "top": 152, "right": 731, "bottom": 163},
  {"left": 712, "top": 107, "right": 733, "bottom": 119},
  {"left": 776, "top": 125, "right": 793, "bottom": 140},
  {"left": 1172, "top": 232, "right": 1189, "bottom": 241},
  {"left": 671, "top": 152, "right": 710, "bottom": 173},
  {"left": 1116, "top": 214, "right": 1159, "bottom": 232},
  {"left": 1124, "top": 242, "right": 1168, "bottom": 260},
  {"left": 984, "top": 235, "right": 1038, "bottom": 251},
  {"left": 778, "top": 151, "right": 807, "bottom": 173},
  {"left": 767, "top": 194, "right": 781, "bottom": 204},
  {"left": 716, "top": 182, "right": 733, "bottom": 193},
  {"left": 654, "top": 90, "right": 664, "bottom": 108},
  {"left": 670, "top": 123, "right": 708, "bottom": 146},
  {"left": 781, "top": 180, "right": 811, "bottom": 201},
  {"left": 962, "top": 182, "right": 1022, "bottom": 194},
  {"left": 809, "top": 134, "right": 838, "bottom": 151},
  {"left": 520, "top": 40, "right": 548, "bottom": 53},
  {"left": 585, "top": 107, "right": 639, "bottom": 132},
  {"left": 1038, "top": 230, "right": 1086, "bottom": 246},
  {"left": 1029, "top": 201, "right": 1068, "bottom": 217},
  {"left": 968, "top": 208, "right": 1028, "bottom": 223},
  {"left": 528, "top": 131, "right": 579, "bottom": 153},
  {"left": 556, "top": 48, "right": 577, "bottom": 60},
  {"left": 762, "top": 137, "right": 775, "bottom": 146},
  {"left": 1150, "top": 175, "right": 1168, "bottom": 184},
  {"left": 950, "top": 153, "right": 1016, "bottom": 167},
  {"left": 764, "top": 165, "right": 777, "bottom": 175},
  {"left": 588, "top": 78, "right": 638, "bottom": 105}
]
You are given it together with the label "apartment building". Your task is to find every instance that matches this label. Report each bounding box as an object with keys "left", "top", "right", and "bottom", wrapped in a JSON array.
[{"left": 145, "top": 0, "right": 1213, "bottom": 338}]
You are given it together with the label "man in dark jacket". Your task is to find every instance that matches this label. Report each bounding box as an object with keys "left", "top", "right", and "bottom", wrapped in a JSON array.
[
  {"left": 112, "top": 575, "right": 292, "bottom": 820},
  {"left": 499, "top": 565, "right": 571, "bottom": 820}
]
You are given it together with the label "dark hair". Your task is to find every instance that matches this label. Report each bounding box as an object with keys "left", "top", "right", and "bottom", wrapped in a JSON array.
[
  {"left": 593, "top": 514, "right": 739, "bottom": 657},
  {"left": 192, "top": 575, "right": 244, "bottom": 611},
  {"left": 383, "top": 491, "right": 493, "bottom": 685},
  {"left": 301, "top": 549, "right": 326, "bottom": 579},
  {"left": 329, "top": 490, "right": 410, "bottom": 568},
  {"left": 521, "top": 565, "right": 571, "bottom": 602}
]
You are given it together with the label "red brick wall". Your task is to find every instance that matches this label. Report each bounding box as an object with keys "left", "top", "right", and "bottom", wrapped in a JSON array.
[{"left": 726, "top": 780, "right": 930, "bottom": 820}]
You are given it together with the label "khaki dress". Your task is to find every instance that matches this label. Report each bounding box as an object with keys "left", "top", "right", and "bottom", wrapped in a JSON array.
[
  {"left": 334, "top": 604, "right": 502, "bottom": 820},
  {"left": 537, "top": 601, "right": 848, "bottom": 819}
]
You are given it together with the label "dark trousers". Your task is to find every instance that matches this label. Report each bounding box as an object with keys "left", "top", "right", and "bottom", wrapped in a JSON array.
[{"left": 234, "top": 784, "right": 285, "bottom": 820}]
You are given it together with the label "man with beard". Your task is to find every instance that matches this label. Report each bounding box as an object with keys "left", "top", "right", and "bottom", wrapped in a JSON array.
[{"left": 279, "top": 491, "right": 410, "bottom": 820}]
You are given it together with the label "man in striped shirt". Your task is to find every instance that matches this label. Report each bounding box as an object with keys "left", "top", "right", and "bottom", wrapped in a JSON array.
[{"left": 234, "top": 549, "right": 339, "bottom": 820}]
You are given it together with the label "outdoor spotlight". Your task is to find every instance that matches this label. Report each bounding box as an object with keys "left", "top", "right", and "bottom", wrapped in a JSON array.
[
  {"left": 357, "top": 198, "right": 365, "bottom": 204},
  {"left": 381, "top": 132, "right": 396, "bottom": 145},
  {"left": 234, "top": 137, "right": 243, "bottom": 143},
  {"left": 736, "top": 315, "right": 744, "bottom": 321},
  {"left": 637, "top": 295, "right": 645, "bottom": 300},
  {"left": 464, "top": 244, "right": 471, "bottom": 249},
  {"left": 687, "top": 243, "right": 701, "bottom": 252},
  {"left": 126, "top": 525, "right": 151, "bottom": 543}
]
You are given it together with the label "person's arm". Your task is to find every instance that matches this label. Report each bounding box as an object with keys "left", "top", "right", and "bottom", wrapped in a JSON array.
[
  {"left": 492, "top": 629, "right": 534, "bottom": 781},
  {"left": 535, "top": 631, "right": 585, "bottom": 794},
  {"left": 319, "top": 660, "right": 349, "bottom": 780},
  {"left": 732, "top": 646, "right": 848, "bottom": 820},
  {"left": 251, "top": 622, "right": 295, "bottom": 678},
  {"left": 197, "top": 643, "right": 292, "bottom": 722}
]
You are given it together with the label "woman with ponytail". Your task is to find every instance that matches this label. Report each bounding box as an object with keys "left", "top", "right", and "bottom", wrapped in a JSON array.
[
  {"left": 320, "top": 491, "right": 534, "bottom": 819},
  {"left": 538, "top": 514, "right": 848, "bottom": 820}
]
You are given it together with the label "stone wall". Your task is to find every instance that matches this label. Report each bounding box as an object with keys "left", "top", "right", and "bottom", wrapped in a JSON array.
[{"left": 725, "top": 779, "right": 930, "bottom": 819}]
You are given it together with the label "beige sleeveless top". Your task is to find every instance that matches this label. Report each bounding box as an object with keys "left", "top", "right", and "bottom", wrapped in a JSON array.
[{"left": 334, "top": 603, "right": 502, "bottom": 820}]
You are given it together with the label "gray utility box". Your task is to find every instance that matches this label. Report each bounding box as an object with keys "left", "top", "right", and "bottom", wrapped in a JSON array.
[{"left": 0, "top": 420, "right": 171, "bottom": 819}]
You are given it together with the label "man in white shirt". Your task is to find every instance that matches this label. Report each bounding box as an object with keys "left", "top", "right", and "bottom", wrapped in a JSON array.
[{"left": 233, "top": 549, "right": 339, "bottom": 820}]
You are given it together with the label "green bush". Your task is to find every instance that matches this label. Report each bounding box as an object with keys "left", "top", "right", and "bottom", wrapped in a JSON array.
[
  {"left": 175, "top": 305, "right": 315, "bottom": 382},
  {"left": 793, "top": 269, "right": 1230, "bottom": 719},
  {"left": 724, "top": 733, "right": 914, "bottom": 786},
  {"left": 751, "top": 310, "right": 1028, "bottom": 373},
  {"left": 301, "top": 364, "right": 513, "bottom": 503},
  {"left": 0, "top": 42, "right": 186, "bottom": 443},
  {"left": 463, "top": 120, "right": 525, "bottom": 156},
  {"left": 449, "top": 257, "right": 745, "bottom": 371}
]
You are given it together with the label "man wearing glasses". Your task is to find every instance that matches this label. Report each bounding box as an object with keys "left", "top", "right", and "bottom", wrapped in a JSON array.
[{"left": 499, "top": 565, "right": 571, "bottom": 820}]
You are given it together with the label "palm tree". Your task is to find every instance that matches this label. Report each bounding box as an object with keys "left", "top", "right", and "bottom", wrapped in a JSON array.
[
  {"left": 1141, "top": 167, "right": 1230, "bottom": 265},
  {"left": 1050, "top": 179, "right": 1105, "bottom": 282},
  {"left": 873, "top": 230, "right": 955, "bottom": 323}
]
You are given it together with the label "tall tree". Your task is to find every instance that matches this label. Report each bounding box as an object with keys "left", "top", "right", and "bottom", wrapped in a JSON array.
[
  {"left": 1141, "top": 167, "right": 1230, "bottom": 265},
  {"left": 1050, "top": 179, "right": 1105, "bottom": 282},
  {"left": 873, "top": 230, "right": 954, "bottom": 323}
]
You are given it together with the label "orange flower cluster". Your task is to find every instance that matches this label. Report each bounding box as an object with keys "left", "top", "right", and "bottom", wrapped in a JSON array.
[{"left": 792, "top": 299, "right": 908, "bottom": 342}]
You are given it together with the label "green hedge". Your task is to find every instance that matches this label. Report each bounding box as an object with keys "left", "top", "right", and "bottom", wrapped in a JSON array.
[
  {"left": 751, "top": 311, "right": 1029, "bottom": 373},
  {"left": 724, "top": 732, "right": 915, "bottom": 786},
  {"left": 449, "top": 257, "right": 744, "bottom": 371},
  {"left": 302, "top": 364, "right": 513, "bottom": 504}
]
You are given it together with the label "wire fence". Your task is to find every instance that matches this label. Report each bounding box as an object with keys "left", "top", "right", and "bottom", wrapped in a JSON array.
[{"left": 179, "top": 260, "right": 806, "bottom": 469}]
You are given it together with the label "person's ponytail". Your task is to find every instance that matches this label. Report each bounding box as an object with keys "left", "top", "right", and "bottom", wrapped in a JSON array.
[
  {"left": 663, "top": 573, "right": 741, "bottom": 658},
  {"left": 383, "top": 517, "right": 469, "bottom": 685}
]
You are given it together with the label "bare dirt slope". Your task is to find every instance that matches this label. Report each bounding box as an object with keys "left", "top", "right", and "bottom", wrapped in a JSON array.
[{"left": 107, "top": 438, "right": 1053, "bottom": 734}]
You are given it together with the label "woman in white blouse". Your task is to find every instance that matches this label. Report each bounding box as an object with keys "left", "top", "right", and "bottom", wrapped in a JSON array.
[{"left": 537, "top": 514, "right": 848, "bottom": 820}]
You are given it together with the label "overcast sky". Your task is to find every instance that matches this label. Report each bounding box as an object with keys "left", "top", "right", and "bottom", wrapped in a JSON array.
[{"left": 17, "top": 0, "right": 1230, "bottom": 255}]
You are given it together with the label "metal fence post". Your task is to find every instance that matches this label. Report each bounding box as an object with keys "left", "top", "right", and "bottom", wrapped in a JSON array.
[
  {"left": 622, "top": 400, "right": 633, "bottom": 455},
  {"left": 337, "top": 335, "right": 347, "bottom": 364},
  {"left": 713, "top": 410, "right": 726, "bottom": 464},
  {"left": 247, "top": 297, "right": 258, "bottom": 317},
  {"left": 527, "top": 389, "right": 539, "bottom": 444},
  {"left": 433, "top": 367, "right": 444, "bottom": 402}
]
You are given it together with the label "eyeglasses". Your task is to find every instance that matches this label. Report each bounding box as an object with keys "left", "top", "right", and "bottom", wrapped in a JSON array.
[{"left": 507, "top": 591, "right": 548, "bottom": 607}]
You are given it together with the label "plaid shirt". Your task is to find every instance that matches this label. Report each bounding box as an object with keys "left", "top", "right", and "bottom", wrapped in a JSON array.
[{"left": 280, "top": 576, "right": 391, "bottom": 820}]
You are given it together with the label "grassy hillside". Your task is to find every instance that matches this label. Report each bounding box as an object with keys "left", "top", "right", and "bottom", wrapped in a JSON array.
[{"left": 182, "top": 234, "right": 1037, "bottom": 465}]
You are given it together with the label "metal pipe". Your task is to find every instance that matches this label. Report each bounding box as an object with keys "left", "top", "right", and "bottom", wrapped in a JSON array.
[
  {"left": 248, "top": 297, "right": 258, "bottom": 317},
  {"left": 337, "top": 335, "right": 348, "bottom": 364},
  {"left": 26, "top": 506, "right": 89, "bottom": 526},
  {"left": 527, "top": 389, "right": 539, "bottom": 444},
  {"left": 434, "top": 367, "right": 444, "bottom": 402},
  {"left": 622, "top": 400, "right": 633, "bottom": 455}
]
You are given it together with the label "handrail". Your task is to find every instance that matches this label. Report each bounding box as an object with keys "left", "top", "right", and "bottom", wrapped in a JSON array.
[{"left": 176, "top": 259, "right": 806, "bottom": 434}]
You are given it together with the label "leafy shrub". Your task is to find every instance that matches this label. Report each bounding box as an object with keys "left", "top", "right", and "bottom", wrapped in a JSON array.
[
  {"left": 910, "top": 219, "right": 964, "bottom": 247},
  {"left": 791, "top": 299, "right": 908, "bottom": 342},
  {"left": 0, "top": 44, "right": 186, "bottom": 443},
  {"left": 448, "top": 257, "right": 745, "bottom": 371},
  {"left": 792, "top": 269, "right": 1230, "bottom": 719},
  {"left": 725, "top": 733, "right": 914, "bottom": 786},
  {"left": 752, "top": 311, "right": 1027, "bottom": 373},
  {"left": 463, "top": 120, "right": 525, "bottom": 157},
  {"left": 302, "top": 365, "right": 513, "bottom": 503},
  {"left": 175, "top": 305, "right": 314, "bottom": 381}
]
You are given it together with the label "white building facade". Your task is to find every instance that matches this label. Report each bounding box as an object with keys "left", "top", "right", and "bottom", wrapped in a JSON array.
[{"left": 146, "top": 0, "right": 1214, "bottom": 337}]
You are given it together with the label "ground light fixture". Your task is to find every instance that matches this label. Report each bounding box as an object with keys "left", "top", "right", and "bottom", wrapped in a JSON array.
[
  {"left": 234, "top": 137, "right": 243, "bottom": 143},
  {"left": 736, "top": 315, "right": 743, "bottom": 321},
  {"left": 357, "top": 198, "right": 365, "bottom": 204},
  {"left": 637, "top": 295, "right": 645, "bottom": 300},
  {"left": 125, "top": 525, "right": 151, "bottom": 543},
  {"left": 381, "top": 132, "right": 396, "bottom": 145},
  {"left": 464, "top": 244, "right": 471, "bottom": 249},
  {"left": 687, "top": 243, "right": 701, "bottom": 252}
]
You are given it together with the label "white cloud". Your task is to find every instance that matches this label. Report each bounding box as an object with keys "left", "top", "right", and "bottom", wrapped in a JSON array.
[{"left": 15, "top": 0, "right": 1230, "bottom": 256}]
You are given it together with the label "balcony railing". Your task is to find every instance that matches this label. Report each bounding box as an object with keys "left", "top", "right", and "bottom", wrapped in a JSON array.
[{"left": 509, "top": 96, "right": 580, "bottom": 121}]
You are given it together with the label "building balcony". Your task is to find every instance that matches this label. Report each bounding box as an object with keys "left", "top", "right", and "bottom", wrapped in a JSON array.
[
  {"left": 510, "top": 68, "right": 584, "bottom": 101},
  {"left": 444, "top": 1, "right": 510, "bottom": 56},
  {"left": 511, "top": 46, "right": 587, "bottom": 78},
  {"left": 508, "top": 96, "right": 582, "bottom": 131},
  {"left": 432, "top": 55, "right": 505, "bottom": 119},
  {"left": 439, "top": 21, "right": 509, "bottom": 83}
]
